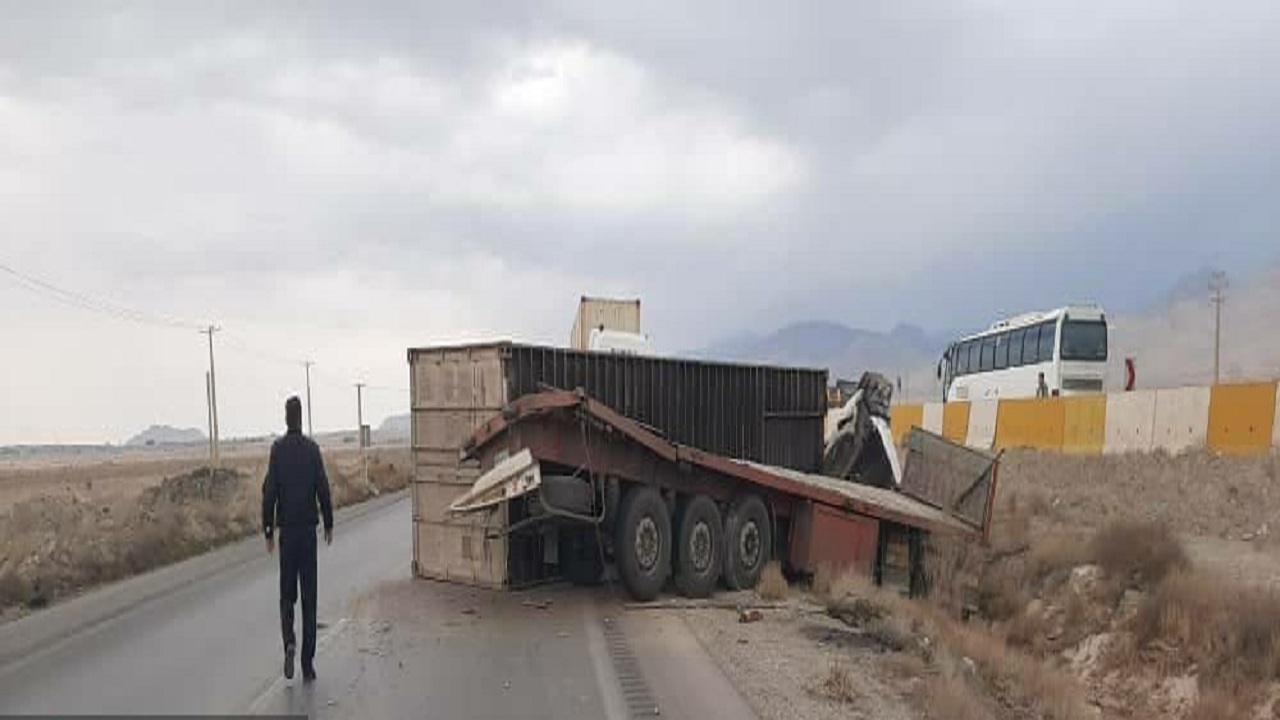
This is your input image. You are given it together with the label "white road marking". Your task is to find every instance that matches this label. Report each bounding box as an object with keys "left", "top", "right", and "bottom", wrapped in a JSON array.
[{"left": 246, "top": 618, "right": 349, "bottom": 715}]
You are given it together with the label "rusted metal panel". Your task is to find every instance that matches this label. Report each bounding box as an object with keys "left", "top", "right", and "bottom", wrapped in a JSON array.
[
  {"left": 570, "top": 296, "right": 641, "bottom": 350},
  {"left": 899, "top": 427, "right": 998, "bottom": 536},
  {"left": 467, "top": 391, "right": 982, "bottom": 538},
  {"left": 789, "top": 501, "right": 879, "bottom": 576}
]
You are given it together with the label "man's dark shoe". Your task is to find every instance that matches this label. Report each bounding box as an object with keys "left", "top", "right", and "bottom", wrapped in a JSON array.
[
  {"left": 302, "top": 663, "right": 317, "bottom": 683},
  {"left": 284, "top": 643, "right": 296, "bottom": 680}
]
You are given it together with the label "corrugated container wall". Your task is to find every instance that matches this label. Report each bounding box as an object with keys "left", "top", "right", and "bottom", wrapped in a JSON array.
[
  {"left": 570, "top": 297, "right": 641, "bottom": 350},
  {"left": 409, "top": 342, "right": 828, "bottom": 588}
]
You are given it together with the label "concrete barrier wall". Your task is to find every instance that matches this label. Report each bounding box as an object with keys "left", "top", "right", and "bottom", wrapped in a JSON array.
[
  {"left": 1062, "top": 396, "right": 1106, "bottom": 454},
  {"left": 995, "top": 398, "right": 1065, "bottom": 451},
  {"left": 891, "top": 403, "right": 925, "bottom": 447},
  {"left": 942, "top": 402, "right": 971, "bottom": 444},
  {"left": 1104, "top": 391, "right": 1157, "bottom": 454},
  {"left": 1152, "top": 386, "right": 1211, "bottom": 454},
  {"left": 1207, "top": 382, "right": 1277, "bottom": 454},
  {"left": 966, "top": 400, "right": 1000, "bottom": 450},
  {"left": 922, "top": 403, "right": 944, "bottom": 435},
  {"left": 884, "top": 380, "right": 1278, "bottom": 456}
]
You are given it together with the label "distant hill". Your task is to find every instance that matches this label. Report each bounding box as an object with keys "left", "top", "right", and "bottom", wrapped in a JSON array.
[
  {"left": 126, "top": 425, "right": 206, "bottom": 447},
  {"left": 376, "top": 414, "right": 411, "bottom": 442},
  {"left": 695, "top": 261, "right": 1280, "bottom": 402},
  {"left": 696, "top": 320, "right": 956, "bottom": 394}
]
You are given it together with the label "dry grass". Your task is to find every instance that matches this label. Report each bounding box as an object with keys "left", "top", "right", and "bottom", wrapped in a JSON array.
[
  {"left": 818, "top": 565, "right": 1088, "bottom": 720},
  {"left": 1088, "top": 520, "right": 1188, "bottom": 587},
  {"left": 0, "top": 451, "right": 411, "bottom": 612},
  {"left": 1128, "top": 568, "right": 1280, "bottom": 686},
  {"left": 1185, "top": 688, "right": 1255, "bottom": 720},
  {"left": 936, "top": 618, "right": 1088, "bottom": 720},
  {"left": 757, "top": 561, "right": 789, "bottom": 601},
  {"left": 923, "top": 676, "right": 993, "bottom": 720},
  {"left": 815, "top": 660, "right": 858, "bottom": 704}
]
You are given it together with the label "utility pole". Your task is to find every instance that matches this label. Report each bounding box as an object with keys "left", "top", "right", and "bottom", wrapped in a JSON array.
[
  {"left": 355, "top": 382, "right": 368, "bottom": 488},
  {"left": 200, "top": 325, "right": 221, "bottom": 468},
  {"left": 205, "top": 371, "right": 214, "bottom": 464},
  {"left": 1210, "top": 271, "right": 1227, "bottom": 385},
  {"left": 303, "top": 360, "right": 314, "bottom": 436}
]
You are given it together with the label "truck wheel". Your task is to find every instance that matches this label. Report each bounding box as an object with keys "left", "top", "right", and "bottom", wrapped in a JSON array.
[
  {"left": 614, "top": 485, "right": 671, "bottom": 601},
  {"left": 559, "top": 527, "right": 604, "bottom": 586},
  {"left": 723, "top": 495, "right": 771, "bottom": 591},
  {"left": 674, "top": 495, "right": 723, "bottom": 598}
]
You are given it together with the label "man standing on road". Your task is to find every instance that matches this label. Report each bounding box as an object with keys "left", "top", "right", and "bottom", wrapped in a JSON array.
[
  {"left": 1036, "top": 372, "right": 1050, "bottom": 399},
  {"left": 262, "top": 396, "right": 334, "bottom": 683}
]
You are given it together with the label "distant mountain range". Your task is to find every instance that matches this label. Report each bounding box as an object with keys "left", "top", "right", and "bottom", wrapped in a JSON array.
[
  {"left": 697, "top": 262, "right": 1280, "bottom": 401},
  {"left": 126, "top": 425, "right": 206, "bottom": 447}
]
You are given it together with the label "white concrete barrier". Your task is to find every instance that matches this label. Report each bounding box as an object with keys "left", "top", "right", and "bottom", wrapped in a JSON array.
[
  {"left": 966, "top": 399, "right": 999, "bottom": 450},
  {"left": 922, "top": 403, "right": 944, "bottom": 435},
  {"left": 1152, "top": 386, "right": 1211, "bottom": 454},
  {"left": 1274, "top": 382, "right": 1280, "bottom": 449},
  {"left": 1104, "top": 390, "right": 1157, "bottom": 454}
]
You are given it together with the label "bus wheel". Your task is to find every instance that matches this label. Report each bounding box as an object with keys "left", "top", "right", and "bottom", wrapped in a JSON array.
[
  {"left": 674, "top": 495, "right": 723, "bottom": 598},
  {"left": 723, "top": 495, "right": 771, "bottom": 591},
  {"left": 614, "top": 485, "right": 671, "bottom": 601}
]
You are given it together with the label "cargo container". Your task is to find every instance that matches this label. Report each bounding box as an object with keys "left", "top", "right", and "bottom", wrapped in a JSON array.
[
  {"left": 570, "top": 296, "right": 641, "bottom": 350},
  {"left": 408, "top": 342, "right": 828, "bottom": 588}
]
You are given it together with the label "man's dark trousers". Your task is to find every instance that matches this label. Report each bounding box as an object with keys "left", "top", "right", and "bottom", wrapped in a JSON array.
[{"left": 278, "top": 526, "right": 318, "bottom": 664}]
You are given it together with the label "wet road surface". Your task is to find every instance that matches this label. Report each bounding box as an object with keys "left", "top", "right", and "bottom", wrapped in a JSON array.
[{"left": 0, "top": 494, "right": 757, "bottom": 719}]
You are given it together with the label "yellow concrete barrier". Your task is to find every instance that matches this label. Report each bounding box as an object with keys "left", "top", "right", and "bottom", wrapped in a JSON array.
[
  {"left": 942, "top": 402, "right": 971, "bottom": 444},
  {"left": 994, "top": 397, "right": 1065, "bottom": 450},
  {"left": 1062, "top": 396, "right": 1106, "bottom": 454},
  {"left": 891, "top": 404, "right": 925, "bottom": 446},
  {"left": 1207, "top": 382, "right": 1277, "bottom": 454}
]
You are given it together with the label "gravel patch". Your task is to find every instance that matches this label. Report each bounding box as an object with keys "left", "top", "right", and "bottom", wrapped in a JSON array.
[{"left": 678, "top": 602, "right": 922, "bottom": 720}]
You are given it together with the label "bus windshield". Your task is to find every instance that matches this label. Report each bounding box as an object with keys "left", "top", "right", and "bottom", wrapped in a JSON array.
[{"left": 1060, "top": 319, "right": 1108, "bottom": 361}]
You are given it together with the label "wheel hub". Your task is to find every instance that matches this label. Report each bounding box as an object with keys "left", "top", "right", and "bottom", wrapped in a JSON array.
[
  {"left": 635, "top": 516, "right": 660, "bottom": 572},
  {"left": 738, "top": 521, "right": 761, "bottom": 570},
  {"left": 690, "top": 521, "right": 713, "bottom": 574}
]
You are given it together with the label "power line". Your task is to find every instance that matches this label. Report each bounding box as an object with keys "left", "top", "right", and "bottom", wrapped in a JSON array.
[{"left": 0, "top": 260, "right": 204, "bottom": 331}]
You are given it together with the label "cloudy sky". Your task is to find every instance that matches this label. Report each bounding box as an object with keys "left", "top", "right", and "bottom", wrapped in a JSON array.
[{"left": 2, "top": 1, "right": 1278, "bottom": 444}]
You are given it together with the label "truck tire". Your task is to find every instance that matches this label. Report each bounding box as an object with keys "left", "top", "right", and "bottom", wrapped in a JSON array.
[
  {"left": 614, "top": 485, "right": 671, "bottom": 601},
  {"left": 674, "top": 495, "right": 723, "bottom": 598},
  {"left": 723, "top": 494, "right": 771, "bottom": 591},
  {"left": 559, "top": 527, "right": 604, "bottom": 586}
]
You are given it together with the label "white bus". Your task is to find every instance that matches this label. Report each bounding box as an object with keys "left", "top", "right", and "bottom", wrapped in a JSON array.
[{"left": 938, "top": 304, "right": 1109, "bottom": 402}]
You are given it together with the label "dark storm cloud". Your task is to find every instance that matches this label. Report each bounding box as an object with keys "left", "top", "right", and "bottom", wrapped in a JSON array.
[{"left": 2, "top": 1, "right": 1279, "bottom": 442}]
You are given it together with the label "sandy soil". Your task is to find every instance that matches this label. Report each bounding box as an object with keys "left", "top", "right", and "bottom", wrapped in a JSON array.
[
  {"left": 996, "top": 449, "right": 1280, "bottom": 541},
  {"left": 674, "top": 593, "right": 922, "bottom": 720}
]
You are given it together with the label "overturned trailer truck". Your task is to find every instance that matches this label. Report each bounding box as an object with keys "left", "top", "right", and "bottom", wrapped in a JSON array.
[{"left": 409, "top": 343, "right": 997, "bottom": 600}]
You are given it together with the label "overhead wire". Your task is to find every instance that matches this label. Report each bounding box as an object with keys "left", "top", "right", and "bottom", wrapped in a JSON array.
[{"left": 0, "top": 260, "right": 206, "bottom": 331}]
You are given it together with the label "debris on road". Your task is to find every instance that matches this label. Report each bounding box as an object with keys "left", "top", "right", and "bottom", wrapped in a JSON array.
[{"left": 739, "top": 609, "right": 763, "bottom": 624}]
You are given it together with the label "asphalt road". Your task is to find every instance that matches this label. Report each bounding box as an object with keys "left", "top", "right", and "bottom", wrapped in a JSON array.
[{"left": 0, "top": 494, "right": 757, "bottom": 719}]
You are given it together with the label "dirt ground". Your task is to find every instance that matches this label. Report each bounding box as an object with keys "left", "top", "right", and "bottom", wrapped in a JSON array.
[
  {"left": 683, "top": 448, "right": 1280, "bottom": 720},
  {"left": 0, "top": 445, "right": 411, "bottom": 619},
  {"left": 675, "top": 594, "right": 922, "bottom": 720}
]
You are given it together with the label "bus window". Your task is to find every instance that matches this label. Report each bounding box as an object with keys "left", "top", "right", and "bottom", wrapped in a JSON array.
[
  {"left": 1061, "top": 319, "right": 1108, "bottom": 361},
  {"left": 1009, "top": 328, "right": 1025, "bottom": 366},
  {"left": 995, "top": 332, "right": 1009, "bottom": 370},
  {"left": 1024, "top": 326, "right": 1041, "bottom": 364},
  {"left": 980, "top": 337, "right": 995, "bottom": 371},
  {"left": 1037, "top": 321, "right": 1056, "bottom": 362},
  {"left": 955, "top": 343, "right": 967, "bottom": 375}
]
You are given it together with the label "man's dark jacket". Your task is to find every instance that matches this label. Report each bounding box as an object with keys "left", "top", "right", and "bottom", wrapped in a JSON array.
[{"left": 261, "top": 430, "right": 334, "bottom": 538}]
